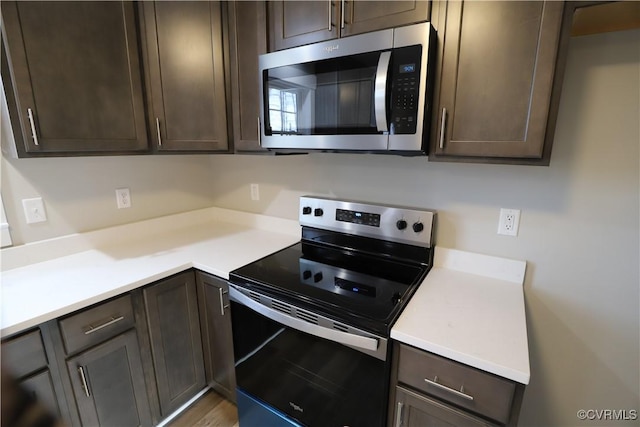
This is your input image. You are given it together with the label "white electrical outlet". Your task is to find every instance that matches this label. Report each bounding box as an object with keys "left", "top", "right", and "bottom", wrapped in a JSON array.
[
  {"left": 250, "top": 184, "right": 260, "bottom": 201},
  {"left": 22, "top": 197, "right": 47, "bottom": 224},
  {"left": 115, "top": 188, "right": 131, "bottom": 209},
  {"left": 498, "top": 208, "right": 520, "bottom": 236}
]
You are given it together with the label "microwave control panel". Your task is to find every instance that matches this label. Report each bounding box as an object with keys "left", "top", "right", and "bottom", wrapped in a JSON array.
[{"left": 390, "top": 45, "right": 422, "bottom": 135}]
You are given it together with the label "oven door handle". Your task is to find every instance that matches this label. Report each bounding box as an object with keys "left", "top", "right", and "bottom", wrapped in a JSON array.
[{"left": 230, "top": 286, "right": 379, "bottom": 352}]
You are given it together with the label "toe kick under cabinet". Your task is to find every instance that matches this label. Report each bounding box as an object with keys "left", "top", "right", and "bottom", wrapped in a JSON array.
[{"left": 389, "top": 342, "right": 526, "bottom": 427}]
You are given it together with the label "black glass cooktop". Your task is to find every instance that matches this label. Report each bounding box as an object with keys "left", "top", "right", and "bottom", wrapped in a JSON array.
[{"left": 229, "top": 241, "right": 428, "bottom": 335}]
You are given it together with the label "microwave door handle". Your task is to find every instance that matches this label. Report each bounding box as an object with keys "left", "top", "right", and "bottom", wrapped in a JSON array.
[
  {"left": 229, "top": 286, "right": 379, "bottom": 352},
  {"left": 374, "top": 51, "right": 392, "bottom": 133}
]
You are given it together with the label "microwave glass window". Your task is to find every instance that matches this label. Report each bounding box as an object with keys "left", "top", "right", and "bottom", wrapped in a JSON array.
[
  {"left": 269, "top": 88, "right": 298, "bottom": 133},
  {"left": 264, "top": 52, "right": 382, "bottom": 136}
]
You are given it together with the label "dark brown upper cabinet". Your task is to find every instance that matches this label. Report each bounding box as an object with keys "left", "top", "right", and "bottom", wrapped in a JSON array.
[
  {"left": 1, "top": 1, "right": 148, "bottom": 157},
  {"left": 228, "top": 1, "right": 270, "bottom": 153},
  {"left": 141, "top": 1, "right": 229, "bottom": 153},
  {"left": 268, "top": 1, "right": 430, "bottom": 51},
  {"left": 429, "top": 1, "right": 570, "bottom": 165}
]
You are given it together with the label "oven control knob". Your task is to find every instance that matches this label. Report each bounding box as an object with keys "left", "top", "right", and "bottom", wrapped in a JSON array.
[
  {"left": 396, "top": 220, "right": 407, "bottom": 230},
  {"left": 412, "top": 222, "right": 424, "bottom": 233},
  {"left": 303, "top": 270, "right": 312, "bottom": 280},
  {"left": 314, "top": 208, "right": 324, "bottom": 217},
  {"left": 313, "top": 272, "right": 323, "bottom": 283},
  {"left": 302, "top": 206, "right": 312, "bottom": 215}
]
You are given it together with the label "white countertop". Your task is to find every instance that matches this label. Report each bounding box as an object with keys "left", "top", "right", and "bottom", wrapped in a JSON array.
[
  {"left": 1, "top": 207, "right": 300, "bottom": 338},
  {"left": 391, "top": 247, "right": 530, "bottom": 384},
  {"left": 2, "top": 207, "right": 530, "bottom": 386}
]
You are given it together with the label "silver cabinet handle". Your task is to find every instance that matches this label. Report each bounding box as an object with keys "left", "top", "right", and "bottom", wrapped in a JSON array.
[
  {"left": 156, "top": 117, "right": 162, "bottom": 147},
  {"left": 328, "top": 0, "right": 332, "bottom": 31},
  {"left": 374, "top": 51, "right": 392, "bottom": 133},
  {"left": 218, "top": 287, "right": 229, "bottom": 316},
  {"left": 425, "top": 376, "right": 474, "bottom": 401},
  {"left": 439, "top": 108, "right": 447, "bottom": 149},
  {"left": 257, "top": 116, "right": 262, "bottom": 147},
  {"left": 341, "top": 0, "right": 345, "bottom": 29},
  {"left": 27, "top": 108, "right": 39, "bottom": 146},
  {"left": 78, "top": 366, "right": 91, "bottom": 397},
  {"left": 84, "top": 316, "right": 124, "bottom": 335},
  {"left": 230, "top": 286, "right": 379, "bottom": 352},
  {"left": 395, "top": 401, "right": 404, "bottom": 427}
]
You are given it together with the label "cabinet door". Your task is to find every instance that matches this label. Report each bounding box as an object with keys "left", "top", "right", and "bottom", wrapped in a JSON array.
[
  {"left": 67, "top": 330, "right": 152, "bottom": 427},
  {"left": 19, "top": 370, "right": 61, "bottom": 418},
  {"left": 1, "top": 1, "right": 148, "bottom": 156},
  {"left": 341, "top": 1, "right": 430, "bottom": 37},
  {"left": 144, "top": 271, "right": 205, "bottom": 416},
  {"left": 394, "top": 386, "right": 494, "bottom": 427},
  {"left": 196, "top": 271, "right": 236, "bottom": 402},
  {"left": 142, "top": 1, "right": 228, "bottom": 152},
  {"left": 268, "top": 1, "right": 339, "bottom": 51},
  {"left": 228, "top": 1, "right": 270, "bottom": 153},
  {"left": 430, "top": 1, "right": 565, "bottom": 162}
]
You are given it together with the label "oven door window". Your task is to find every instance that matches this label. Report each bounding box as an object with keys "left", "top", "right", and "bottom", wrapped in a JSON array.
[
  {"left": 231, "top": 301, "right": 386, "bottom": 427},
  {"left": 263, "top": 51, "right": 383, "bottom": 137}
]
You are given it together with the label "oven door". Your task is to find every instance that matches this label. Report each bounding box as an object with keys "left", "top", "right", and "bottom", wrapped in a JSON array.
[{"left": 229, "top": 285, "right": 389, "bottom": 427}]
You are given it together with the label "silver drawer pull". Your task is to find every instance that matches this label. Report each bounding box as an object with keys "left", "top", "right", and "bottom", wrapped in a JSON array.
[
  {"left": 425, "top": 376, "right": 474, "bottom": 401},
  {"left": 78, "top": 366, "right": 91, "bottom": 397},
  {"left": 84, "top": 316, "right": 125, "bottom": 335}
]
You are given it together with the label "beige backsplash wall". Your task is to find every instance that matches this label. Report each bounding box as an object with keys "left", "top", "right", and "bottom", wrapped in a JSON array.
[{"left": 208, "top": 29, "right": 640, "bottom": 426}]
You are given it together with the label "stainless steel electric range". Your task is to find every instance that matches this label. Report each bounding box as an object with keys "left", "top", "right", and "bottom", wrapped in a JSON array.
[{"left": 228, "top": 196, "right": 436, "bottom": 427}]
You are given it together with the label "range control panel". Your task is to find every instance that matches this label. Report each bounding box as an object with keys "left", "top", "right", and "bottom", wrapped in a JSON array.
[{"left": 299, "top": 196, "right": 436, "bottom": 248}]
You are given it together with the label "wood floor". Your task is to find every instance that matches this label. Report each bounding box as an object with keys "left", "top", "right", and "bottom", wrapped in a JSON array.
[{"left": 166, "top": 391, "right": 239, "bottom": 427}]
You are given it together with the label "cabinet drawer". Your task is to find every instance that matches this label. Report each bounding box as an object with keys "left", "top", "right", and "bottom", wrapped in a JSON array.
[
  {"left": 59, "top": 295, "right": 135, "bottom": 354},
  {"left": 1, "top": 329, "right": 48, "bottom": 378},
  {"left": 397, "top": 344, "right": 515, "bottom": 424}
]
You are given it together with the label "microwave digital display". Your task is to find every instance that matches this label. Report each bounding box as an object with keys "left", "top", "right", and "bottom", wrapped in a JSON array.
[{"left": 400, "top": 63, "right": 416, "bottom": 73}]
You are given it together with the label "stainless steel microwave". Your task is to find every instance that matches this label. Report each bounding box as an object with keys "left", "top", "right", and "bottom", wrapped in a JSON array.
[{"left": 258, "top": 22, "right": 435, "bottom": 155}]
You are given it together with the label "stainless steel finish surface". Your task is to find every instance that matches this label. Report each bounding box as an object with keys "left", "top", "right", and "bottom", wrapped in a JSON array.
[
  {"left": 375, "top": 51, "right": 392, "bottom": 133},
  {"left": 341, "top": 0, "right": 345, "bottom": 29},
  {"left": 425, "top": 376, "right": 475, "bottom": 401},
  {"left": 327, "top": 0, "right": 332, "bottom": 31},
  {"left": 260, "top": 26, "right": 392, "bottom": 69},
  {"left": 27, "top": 108, "right": 39, "bottom": 146},
  {"left": 155, "top": 118, "right": 162, "bottom": 147},
  {"left": 299, "top": 196, "right": 436, "bottom": 248},
  {"left": 258, "top": 22, "right": 433, "bottom": 153},
  {"left": 439, "top": 108, "right": 446, "bottom": 150},
  {"left": 230, "top": 285, "right": 388, "bottom": 361},
  {"left": 83, "top": 316, "right": 125, "bottom": 335},
  {"left": 78, "top": 366, "right": 91, "bottom": 397},
  {"left": 388, "top": 23, "right": 433, "bottom": 152}
]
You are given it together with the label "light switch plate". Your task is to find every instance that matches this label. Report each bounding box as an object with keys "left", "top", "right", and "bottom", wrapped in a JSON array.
[{"left": 22, "top": 197, "right": 47, "bottom": 224}]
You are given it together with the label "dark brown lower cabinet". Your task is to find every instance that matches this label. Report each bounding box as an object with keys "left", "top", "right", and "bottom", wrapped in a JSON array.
[
  {"left": 143, "top": 271, "right": 206, "bottom": 416},
  {"left": 395, "top": 386, "right": 494, "bottom": 427},
  {"left": 1, "top": 327, "right": 70, "bottom": 421},
  {"left": 389, "top": 342, "right": 525, "bottom": 427},
  {"left": 196, "top": 271, "right": 237, "bottom": 402},
  {"left": 66, "top": 330, "right": 152, "bottom": 427}
]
